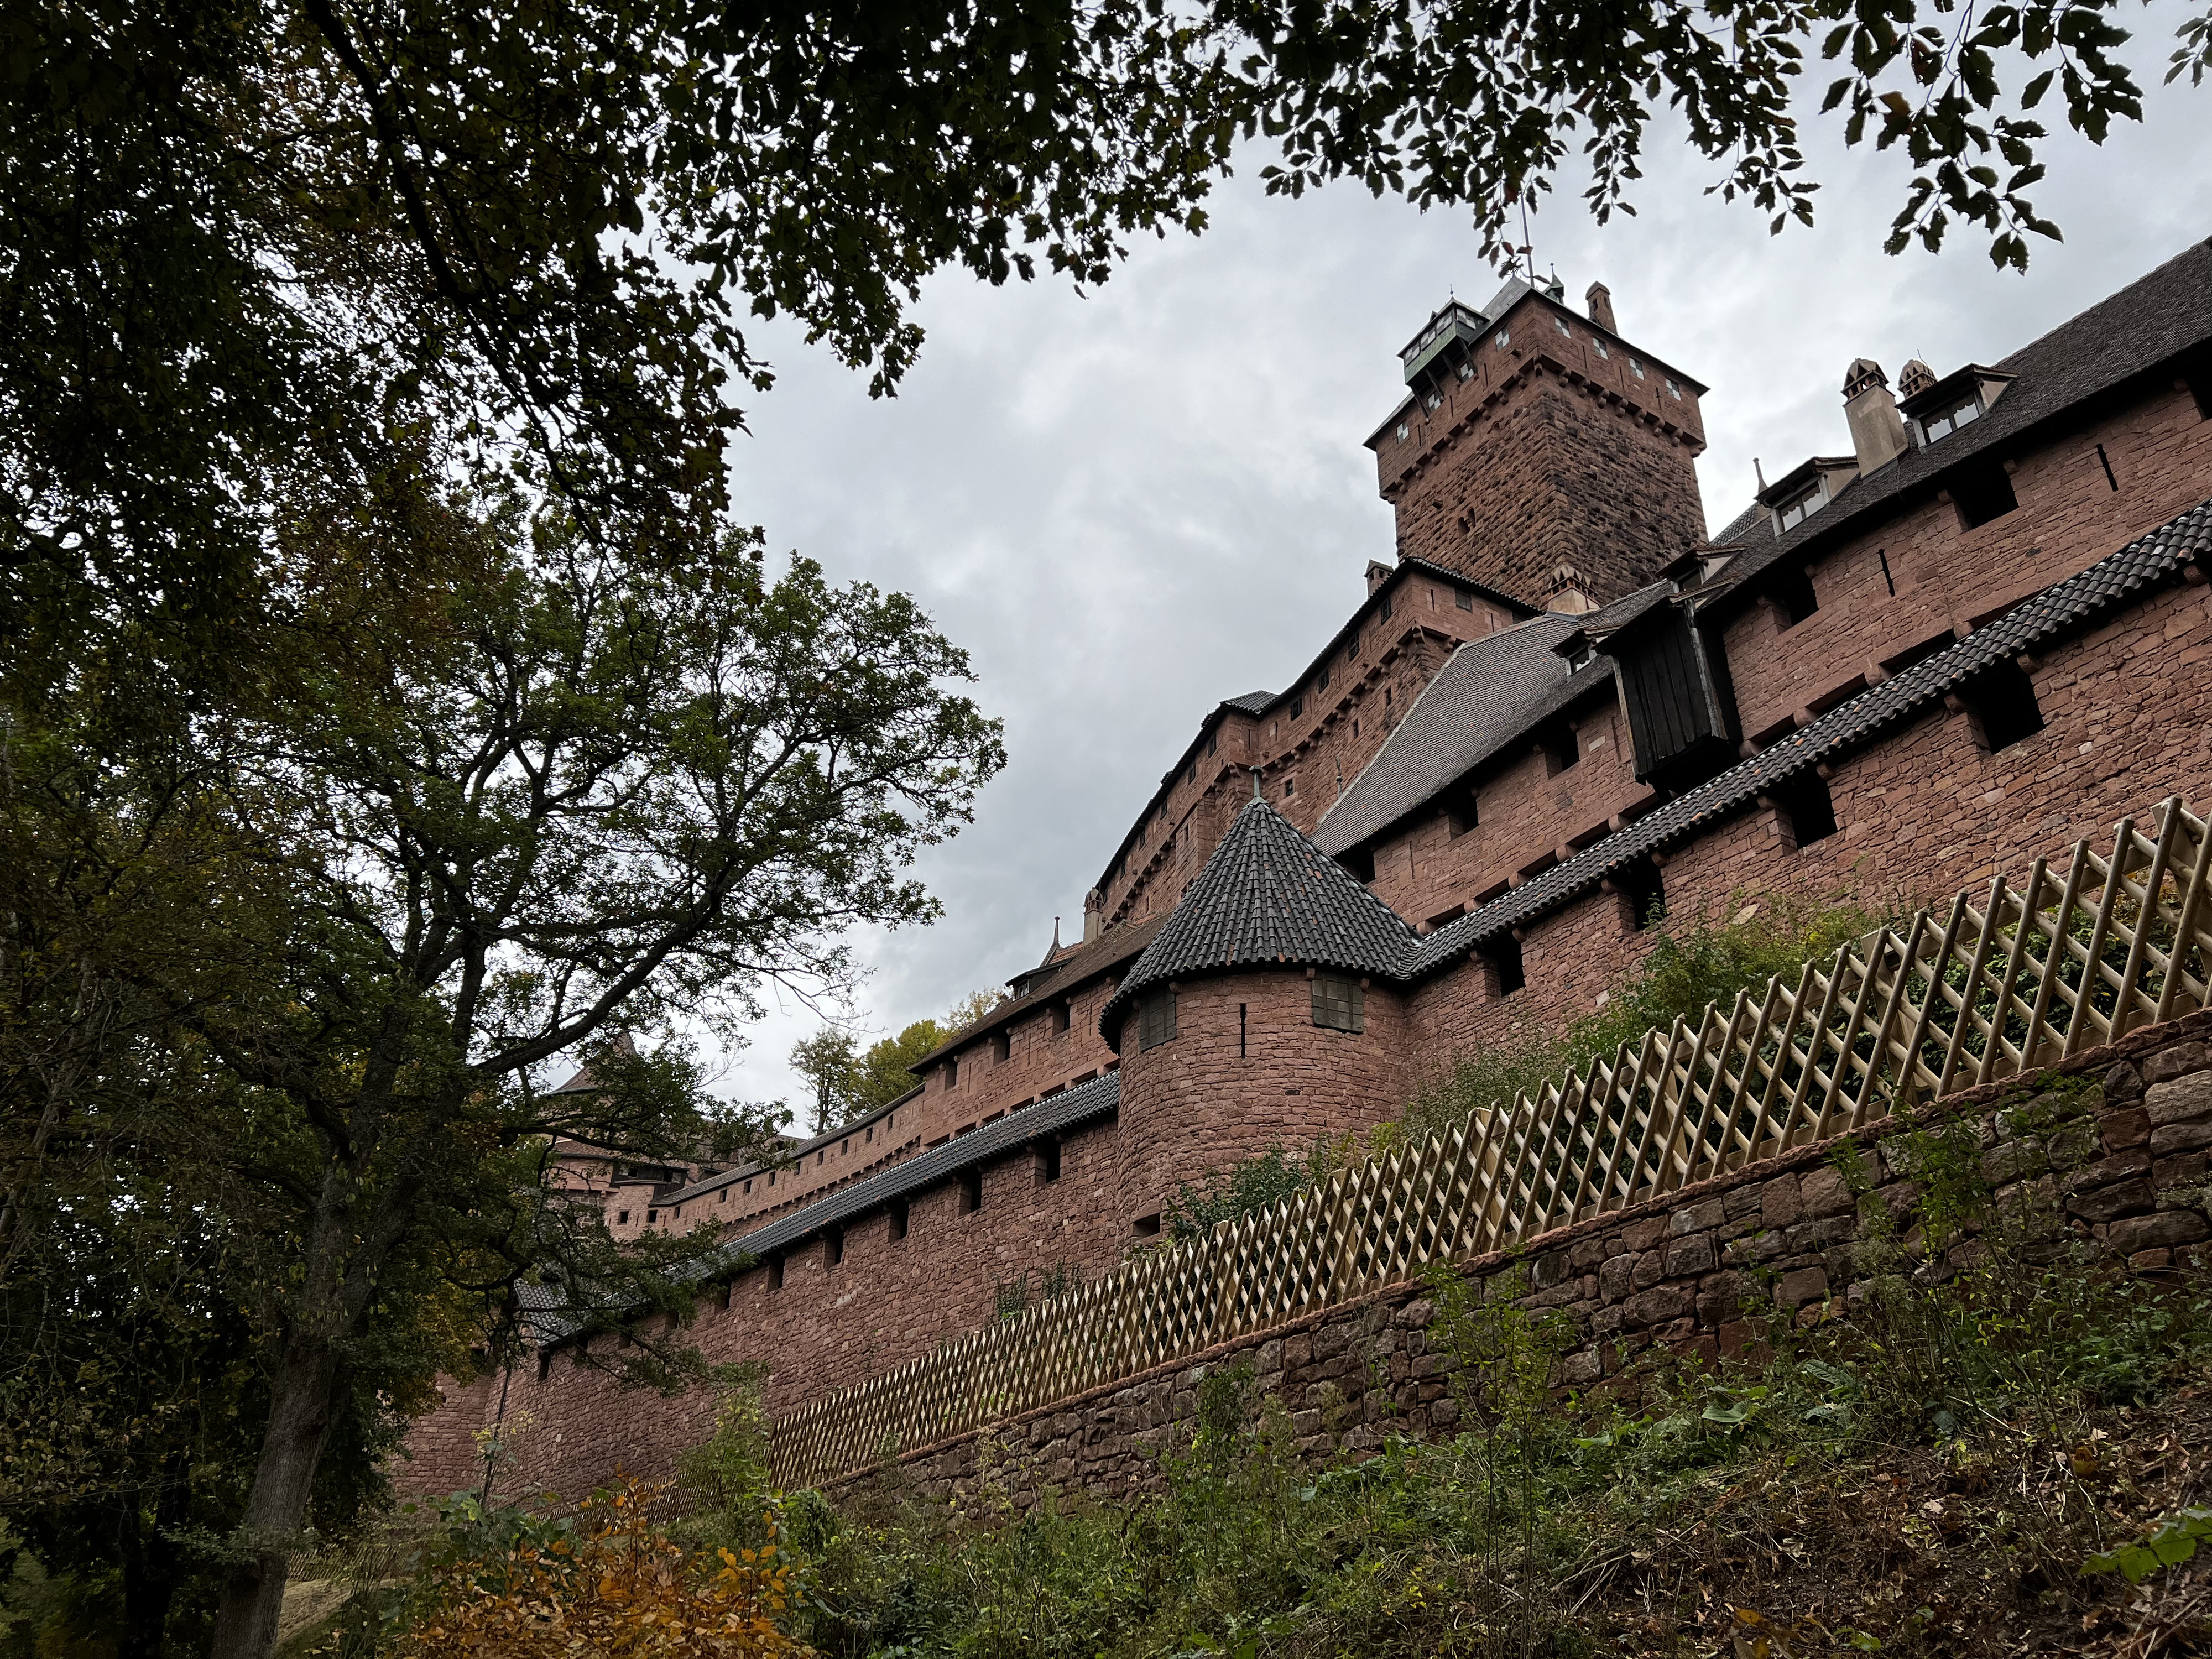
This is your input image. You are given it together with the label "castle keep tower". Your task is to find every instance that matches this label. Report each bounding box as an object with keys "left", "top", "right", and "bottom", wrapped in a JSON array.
[{"left": 1369, "top": 276, "right": 1709, "bottom": 608}]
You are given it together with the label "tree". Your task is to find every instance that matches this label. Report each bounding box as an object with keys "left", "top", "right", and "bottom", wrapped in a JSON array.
[
  {"left": 789, "top": 1030, "right": 863, "bottom": 1136},
  {"left": 853, "top": 1020, "right": 949, "bottom": 1113},
  {"left": 6, "top": 0, "right": 2199, "bottom": 692},
  {"left": 1, "top": 482, "right": 1003, "bottom": 1656}
]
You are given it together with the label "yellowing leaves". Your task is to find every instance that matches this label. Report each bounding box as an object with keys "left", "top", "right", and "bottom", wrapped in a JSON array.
[{"left": 399, "top": 1477, "right": 807, "bottom": 1658}]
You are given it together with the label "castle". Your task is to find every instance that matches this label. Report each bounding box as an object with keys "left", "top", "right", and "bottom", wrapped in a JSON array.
[{"left": 403, "top": 241, "right": 2212, "bottom": 1496}]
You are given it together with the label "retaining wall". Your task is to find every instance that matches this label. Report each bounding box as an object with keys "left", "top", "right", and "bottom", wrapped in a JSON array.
[{"left": 823, "top": 1009, "right": 2212, "bottom": 1506}]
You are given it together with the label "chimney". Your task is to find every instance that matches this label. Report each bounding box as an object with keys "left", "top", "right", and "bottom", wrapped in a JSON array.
[
  {"left": 1548, "top": 563, "right": 1595, "bottom": 615},
  {"left": 1365, "top": 559, "right": 1393, "bottom": 596},
  {"left": 1585, "top": 281, "right": 1616, "bottom": 335},
  {"left": 1842, "top": 358, "right": 1910, "bottom": 477},
  {"left": 1897, "top": 358, "right": 1938, "bottom": 400},
  {"left": 1082, "top": 887, "right": 1103, "bottom": 943}
]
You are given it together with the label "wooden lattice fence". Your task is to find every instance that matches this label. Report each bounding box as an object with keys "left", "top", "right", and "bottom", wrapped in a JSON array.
[{"left": 770, "top": 798, "right": 2212, "bottom": 1488}]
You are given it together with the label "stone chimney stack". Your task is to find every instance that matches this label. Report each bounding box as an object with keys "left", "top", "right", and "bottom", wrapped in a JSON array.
[
  {"left": 1548, "top": 563, "right": 1595, "bottom": 615},
  {"left": 1082, "top": 887, "right": 1103, "bottom": 943},
  {"left": 1843, "top": 358, "right": 1911, "bottom": 476},
  {"left": 1585, "top": 281, "right": 1617, "bottom": 334}
]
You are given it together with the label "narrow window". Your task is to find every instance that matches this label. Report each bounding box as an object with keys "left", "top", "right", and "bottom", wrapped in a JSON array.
[
  {"left": 865, "top": 1124, "right": 873, "bottom": 1143},
  {"left": 1348, "top": 629, "right": 1361, "bottom": 660},
  {"left": 1629, "top": 357, "right": 1646, "bottom": 380},
  {"left": 889, "top": 1199, "right": 909, "bottom": 1241},
  {"left": 1553, "top": 314, "right": 1571, "bottom": 336},
  {"left": 1036, "top": 1141, "right": 1061, "bottom": 1184},
  {"left": 674, "top": 1204, "right": 684, "bottom": 1218},
  {"left": 1312, "top": 974, "right": 1366, "bottom": 1034},
  {"left": 538, "top": 1350, "right": 554, "bottom": 1383},
  {"left": 1494, "top": 327, "right": 1511, "bottom": 349},
  {"left": 1317, "top": 666, "right": 1331, "bottom": 691},
  {"left": 1485, "top": 935, "right": 1526, "bottom": 997},
  {"left": 1283, "top": 776, "right": 1296, "bottom": 797},
  {"left": 1443, "top": 782, "right": 1478, "bottom": 838},
  {"left": 1593, "top": 338, "right": 1609, "bottom": 360},
  {"left": 1613, "top": 858, "right": 1666, "bottom": 931},
  {"left": 1051, "top": 1001, "right": 1070, "bottom": 1034},
  {"left": 1138, "top": 987, "right": 1178, "bottom": 1051},
  {"left": 1772, "top": 774, "right": 1840, "bottom": 847},
  {"left": 1960, "top": 660, "right": 2045, "bottom": 753},
  {"left": 945, "top": 1056, "right": 959, "bottom": 1088},
  {"left": 1665, "top": 377, "right": 1683, "bottom": 400},
  {"left": 1454, "top": 587, "right": 1474, "bottom": 612},
  {"left": 617, "top": 1210, "right": 630, "bottom": 1225},
  {"left": 768, "top": 1255, "right": 785, "bottom": 1291},
  {"left": 1952, "top": 466, "right": 2019, "bottom": 529},
  {"left": 743, "top": 1179, "right": 751, "bottom": 1194},
  {"left": 992, "top": 1031, "right": 1010, "bottom": 1063},
  {"left": 826, "top": 1227, "right": 844, "bottom": 1267},
  {"left": 960, "top": 1170, "right": 983, "bottom": 1214},
  {"left": 841, "top": 1137, "right": 849, "bottom": 1154},
  {"left": 1877, "top": 549, "right": 1896, "bottom": 597},
  {"left": 1771, "top": 567, "right": 1819, "bottom": 628},
  {"left": 1238, "top": 1003, "right": 1248, "bottom": 1058},
  {"left": 1186, "top": 760, "right": 1196, "bottom": 784},
  {"left": 1206, "top": 731, "right": 1217, "bottom": 757},
  {"left": 1290, "top": 695, "right": 1305, "bottom": 719},
  {"left": 646, "top": 1208, "right": 659, "bottom": 1224},
  {"left": 718, "top": 1188, "right": 727, "bottom": 1203},
  {"left": 2096, "top": 443, "right": 2119, "bottom": 491},
  {"left": 1380, "top": 593, "right": 1394, "bottom": 622},
  {"left": 1536, "top": 726, "right": 1578, "bottom": 776}
]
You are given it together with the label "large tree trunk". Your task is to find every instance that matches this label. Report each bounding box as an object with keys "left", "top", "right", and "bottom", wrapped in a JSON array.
[
  {"left": 117, "top": 1458, "right": 190, "bottom": 1659},
  {"left": 207, "top": 1333, "right": 344, "bottom": 1659}
]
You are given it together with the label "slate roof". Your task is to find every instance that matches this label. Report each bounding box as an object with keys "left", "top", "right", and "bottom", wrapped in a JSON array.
[
  {"left": 1702, "top": 236, "right": 2212, "bottom": 611},
  {"left": 1102, "top": 795, "right": 1420, "bottom": 1040},
  {"left": 523, "top": 1072, "right": 1124, "bottom": 1345},
  {"left": 1408, "top": 489, "right": 2212, "bottom": 976},
  {"left": 1313, "top": 607, "right": 1634, "bottom": 858},
  {"left": 1222, "top": 690, "right": 1275, "bottom": 716}
]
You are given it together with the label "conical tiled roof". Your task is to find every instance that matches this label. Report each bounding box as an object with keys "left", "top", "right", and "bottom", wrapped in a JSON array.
[{"left": 1102, "top": 794, "right": 1418, "bottom": 1044}]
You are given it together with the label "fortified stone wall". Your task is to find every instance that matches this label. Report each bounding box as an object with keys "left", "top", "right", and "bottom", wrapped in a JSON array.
[
  {"left": 1722, "top": 383, "right": 2212, "bottom": 744},
  {"left": 1404, "top": 575, "right": 2212, "bottom": 1060},
  {"left": 401, "top": 1109, "right": 1136, "bottom": 1502},
  {"left": 822, "top": 1011, "right": 2212, "bottom": 1509}
]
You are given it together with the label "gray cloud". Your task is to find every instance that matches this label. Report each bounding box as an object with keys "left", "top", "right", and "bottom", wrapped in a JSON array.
[{"left": 711, "top": 12, "right": 2212, "bottom": 1107}]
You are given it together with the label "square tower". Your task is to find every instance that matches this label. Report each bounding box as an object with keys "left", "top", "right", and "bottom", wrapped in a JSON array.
[{"left": 1369, "top": 277, "right": 1709, "bottom": 608}]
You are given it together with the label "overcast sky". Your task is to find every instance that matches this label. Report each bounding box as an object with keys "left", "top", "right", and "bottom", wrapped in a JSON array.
[{"left": 706, "top": 9, "right": 2212, "bottom": 1113}]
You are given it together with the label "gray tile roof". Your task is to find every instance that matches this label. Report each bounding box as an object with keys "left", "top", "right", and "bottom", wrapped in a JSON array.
[
  {"left": 1102, "top": 795, "right": 1420, "bottom": 1040},
  {"left": 1703, "top": 236, "right": 2212, "bottom": 612},
  {"left": 1221, "top": 690, "right": 1275, "bottom": 716},
  {"left": 525, "top": 1072, "right": 1123, "bottom": 1344},
  {"left": 1409, "top": 488, "right": 2212, "bottom": 975},
  {"left": 1313, "top": 611, "right": 1625, "bottom": 857}
]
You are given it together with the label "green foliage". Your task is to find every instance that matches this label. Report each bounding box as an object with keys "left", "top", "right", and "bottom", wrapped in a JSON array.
[
  {"left": 1161, "top": 1143, "right": 1336, "bottom": 1242},
  {"left": 1399, "top": 897, "right": 1892, "bottom": 1145},
  {"left": 2083, "top": 1507, "right": 2212, "bottom": 1582}
]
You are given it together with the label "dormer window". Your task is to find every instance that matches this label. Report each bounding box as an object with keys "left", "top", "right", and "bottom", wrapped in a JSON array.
[
  {"left": 1772, "top": 478, "right": 1827, "bottom": 533},
  {"left": 1917, "top": 390, "right": 1982, "bottom": 444}
]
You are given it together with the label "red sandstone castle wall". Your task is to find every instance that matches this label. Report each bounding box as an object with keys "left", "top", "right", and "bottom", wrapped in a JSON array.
[
  {"left": 1722, "top": 384, "right": 2212, "bottom": 745},
  {"left": 401, "top": 1109, "right": 1136, "bottom": 1502},
  {"left": 1364, "top": 689, "right": 1651, "bottom": 932},
  {"left": 1406, "top": 576, "right": 2212, "bottom": 1062},
  {"left": 1113, "top": 974, "right": 1418, "bottom": 1229}
]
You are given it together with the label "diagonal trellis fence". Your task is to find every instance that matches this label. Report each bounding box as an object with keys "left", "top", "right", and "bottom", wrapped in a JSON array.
[{"left": 771, "top": 797, "right": 2212, "bottom": 1488}]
